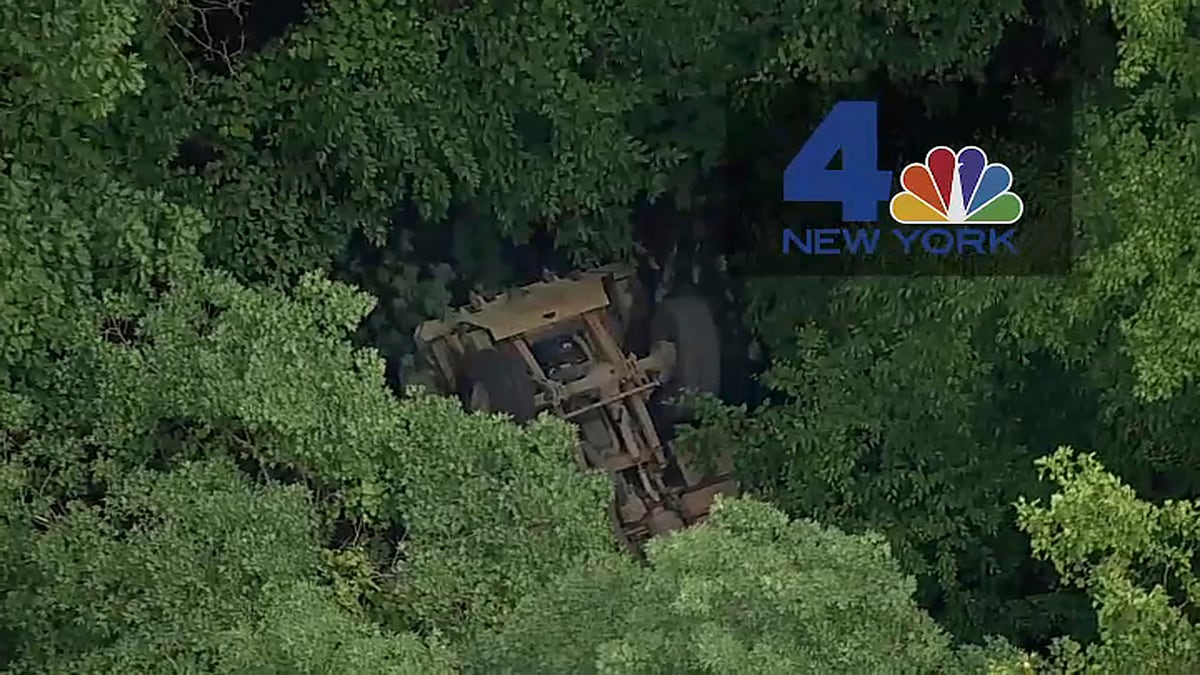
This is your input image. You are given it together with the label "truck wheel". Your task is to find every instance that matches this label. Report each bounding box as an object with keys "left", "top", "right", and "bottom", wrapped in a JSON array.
[
  {"left": 646, "top": 507, "right": 686, "bottom": 536},
  {"left": 460, "top": 347, "right": 538, "bottom": 422},
  {"left": 651, "top": 295, "right": 721, "bottom": 403},
  {"left": 609, "top": 498, "right": 641, "bottom": 556}
]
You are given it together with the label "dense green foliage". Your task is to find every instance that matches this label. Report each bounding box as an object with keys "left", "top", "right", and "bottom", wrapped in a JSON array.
[
  {"left": 471, "top": 497, "right": 1022, "bottom": 673},
  {"left": 1017, "top": 448, "right": 1200, "bottom": 672},
  {"left": 6, "top": 0, "right": 1200, "bottom": 671},
  {"left": 2, "top": 459, "right": 457, "bottom": 673}
]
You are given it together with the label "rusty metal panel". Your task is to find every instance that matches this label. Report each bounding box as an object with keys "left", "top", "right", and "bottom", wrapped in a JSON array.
[
  {"left": 414, "top": 319, "right": 451, "bottom": 343},
  {"left": 679, "top": 479, "right": 739, "bottom": 520},
  {"left": 458, "top": 276, "right": 612, "bottom": 341}
]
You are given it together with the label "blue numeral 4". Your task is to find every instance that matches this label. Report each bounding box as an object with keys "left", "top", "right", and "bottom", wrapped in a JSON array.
[{"left": 782, "top": 101, "right": 893, "bottom": 222}]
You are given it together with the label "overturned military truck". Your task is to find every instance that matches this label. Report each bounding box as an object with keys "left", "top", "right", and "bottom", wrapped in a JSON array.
[{"left": 413, "top": 265, "right": 737, "bottom": 552}]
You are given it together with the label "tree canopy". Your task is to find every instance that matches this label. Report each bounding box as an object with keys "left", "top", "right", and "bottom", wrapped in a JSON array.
[
  {"left": 471, "top": 497, "right": 1023, "bottom": 674},
  {"left": 5, "top": 0, "right": 1200, "bottom": 671}
]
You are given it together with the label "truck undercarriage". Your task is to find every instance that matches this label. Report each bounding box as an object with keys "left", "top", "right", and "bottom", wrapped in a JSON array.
[{"left": 413, "top": 266, "right": 737, "bottom": 551}]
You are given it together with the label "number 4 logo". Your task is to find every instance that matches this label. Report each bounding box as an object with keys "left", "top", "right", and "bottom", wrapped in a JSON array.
[{"left": 782, "top": 101, "right": 893, "bottom": 222}]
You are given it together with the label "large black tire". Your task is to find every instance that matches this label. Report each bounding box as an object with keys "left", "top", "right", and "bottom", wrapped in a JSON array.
[
  {"left": 459, "top": 347, "right": 538, "bottom": 422},
  {"left": 651, "top": 295, "right": 721, "bottom": 399},
  {"left": 609, "top": 497, "right": 641, "bottom": 556}
]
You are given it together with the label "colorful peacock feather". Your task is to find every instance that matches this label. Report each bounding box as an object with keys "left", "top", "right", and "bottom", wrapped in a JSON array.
[{"left": 889, "top": 146, "right": 1024, "bottom": 224}]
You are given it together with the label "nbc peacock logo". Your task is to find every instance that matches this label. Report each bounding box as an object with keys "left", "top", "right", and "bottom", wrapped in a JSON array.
[{"left": 889, "top": 146, "right": 1024, "bottom": 225}]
